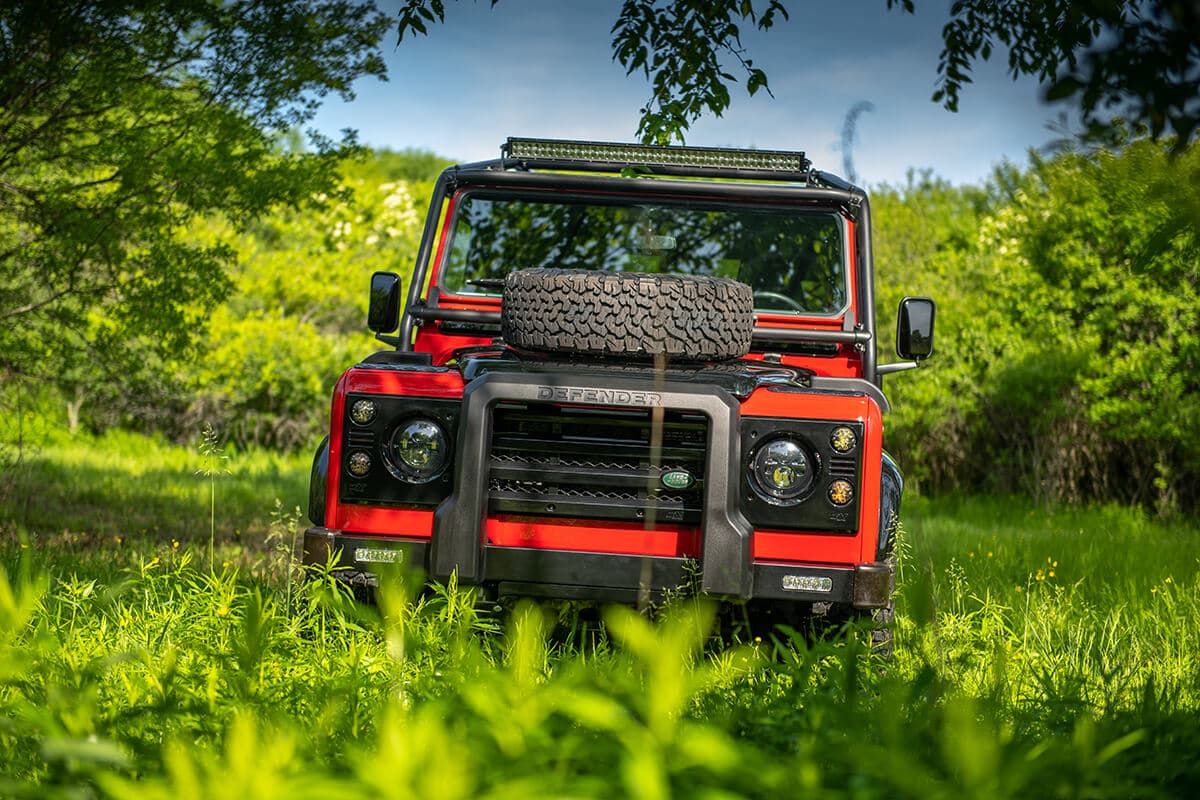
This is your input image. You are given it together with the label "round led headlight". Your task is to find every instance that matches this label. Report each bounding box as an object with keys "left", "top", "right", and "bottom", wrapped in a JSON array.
[
  {"left": 390, "top": 419, "right": 449, "bottom": 483},
  {"left": 751, "top": 437, "right": 814, "bottom": 504},
  {"left": 350, "top": 399, "right": 377, "bottom": 426},
  {"left": 346, "top": 450, "right": 371, "bottom": 477}
]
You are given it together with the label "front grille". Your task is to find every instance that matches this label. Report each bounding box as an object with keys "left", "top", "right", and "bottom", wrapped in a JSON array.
[{"left": 487, "top": 402, "right": 707, "bottom": 524}]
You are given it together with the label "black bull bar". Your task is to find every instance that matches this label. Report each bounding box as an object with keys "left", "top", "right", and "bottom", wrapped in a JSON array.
[{"left": 304, "top": 371, "right": 893, "bottom": 607}]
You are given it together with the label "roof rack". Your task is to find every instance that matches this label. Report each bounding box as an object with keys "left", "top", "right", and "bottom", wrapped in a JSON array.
[{"left": 501, "top": 136, "right": 813, "bottom": 182}]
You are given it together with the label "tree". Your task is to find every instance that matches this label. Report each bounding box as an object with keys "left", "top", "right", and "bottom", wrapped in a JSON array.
[
  {"left": 872, "top": 136, "right": 1200, "bottom": 511},
  {"left": 979, "top": 135, "right": 1200, "bottom": 509},
  {"left": 933, "top": 0, "right": 1200, "bottom": 151},
  {"left": 398, "top": 0, "right": 1199, "bottom": 148},
  {"left": 0, "top": 1, "right": 391, "bottom": 400},
  {"left": 176, "top": 152, "right": 432, "bottom": 450}
]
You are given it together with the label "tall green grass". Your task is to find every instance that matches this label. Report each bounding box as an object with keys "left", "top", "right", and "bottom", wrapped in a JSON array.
[
  {"left": 899, "top": 496, "right": 1200, "bottom": 715},
  {"left": 1, "top": 435, "right": 1198, "bottom": 798}
]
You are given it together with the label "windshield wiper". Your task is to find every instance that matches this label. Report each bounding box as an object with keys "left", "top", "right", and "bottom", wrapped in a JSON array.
[{"left": 466, "top": 277, "right": 507, "bottom": 290}]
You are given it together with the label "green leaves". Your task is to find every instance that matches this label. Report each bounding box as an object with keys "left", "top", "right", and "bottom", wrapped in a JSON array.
[
  {"left": 397, "top": 0, "right": 446, "bottom": 40},
  {"left": 0, "top": 1, "right": 390, "bottom": 397},
  {"left": 610, "top": 0, "right": 785, "bottom": 144},
  {"left": 879, "top": 136, "right": 1200, "bottom": 511},
  {"left": 4, "top": 505, "right": 1200, "bottom": 799},
  {"left": 176, "top": 157, "right": 430, "bottom": 450},
  {"left": 931, "top": 1, "right": 1199, "bottom": 151}
]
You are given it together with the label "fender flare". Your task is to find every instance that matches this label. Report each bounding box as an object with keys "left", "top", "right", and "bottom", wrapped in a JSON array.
[
  {"left": 308, "top": 436, "right": 330, "bottom": 527},
  {"left": 877, "top": 450, "right": 903, "bottom": 559}
]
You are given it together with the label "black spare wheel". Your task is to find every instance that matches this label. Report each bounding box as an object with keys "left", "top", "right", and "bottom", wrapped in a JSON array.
[{"left": 501, "top": 268, "right": 754, "bottom": 361}]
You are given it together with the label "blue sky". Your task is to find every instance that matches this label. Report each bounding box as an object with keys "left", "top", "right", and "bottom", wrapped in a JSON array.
[{"left": 311, "top": 1, "right": 1070, "bottom": 188}]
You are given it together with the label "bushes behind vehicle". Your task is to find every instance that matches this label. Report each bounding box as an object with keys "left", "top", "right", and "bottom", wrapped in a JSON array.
[
  {"left": 877, "top": 134, "right": 1200, "bottom": 513},
  {"left": 8, "top": 141, "right": 1196, "bottom": 513}
]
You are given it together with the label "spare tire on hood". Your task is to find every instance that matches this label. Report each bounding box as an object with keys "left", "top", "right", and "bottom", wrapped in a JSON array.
[{"left": 500, "top": 268, "right": 754, "bottom": 362}]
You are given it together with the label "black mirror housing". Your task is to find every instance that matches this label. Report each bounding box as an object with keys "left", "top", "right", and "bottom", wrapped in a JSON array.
[
  {"left": 897, "top": 296, "right": 935, "bottom": 361},
  {"left": 367, "top": 271, "right": 402, "bottom": 334}
]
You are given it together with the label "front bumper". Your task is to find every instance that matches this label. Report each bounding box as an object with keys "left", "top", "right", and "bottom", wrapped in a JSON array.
[{"left": 303, "top": 527, "right": 894, "bottom": 608}]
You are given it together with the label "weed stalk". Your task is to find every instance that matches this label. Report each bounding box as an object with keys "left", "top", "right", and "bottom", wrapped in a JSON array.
[{"left": 197, "top": 423, "right": 228, "bottom": 572}]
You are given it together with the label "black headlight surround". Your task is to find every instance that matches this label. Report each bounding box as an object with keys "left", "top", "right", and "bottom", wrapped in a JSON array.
[
  {"left": 748, "top": 435, "right": 819, "bottom": 506},
  {"left": 385, "top": 417, "right": 452, "bottom": 484},
  {"left": 339, "top": 394, "right": 460, "bottom": 508},
  {"left": 740, "top": 417, "right": 863, "bottom": 533}
]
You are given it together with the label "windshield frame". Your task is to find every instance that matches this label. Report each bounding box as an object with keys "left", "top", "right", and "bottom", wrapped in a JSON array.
[{"left": 434, "top": 186, "right": 853, "bottom": 320}]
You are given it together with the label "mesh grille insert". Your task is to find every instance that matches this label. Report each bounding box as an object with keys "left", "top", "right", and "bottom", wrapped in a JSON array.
[{"left": 487, "top": 402, "right": 707, "bottom": 524}]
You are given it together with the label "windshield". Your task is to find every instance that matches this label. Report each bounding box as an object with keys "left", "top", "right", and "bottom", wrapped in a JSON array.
[{"left": 440, "top": 191, "right": 848, "bottom": 315}]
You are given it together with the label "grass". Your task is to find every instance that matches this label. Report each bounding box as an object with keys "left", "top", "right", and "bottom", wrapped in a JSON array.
[
  {"left": 1, "top": 427, "right": 309, "bottom": 549},
  {"left": 898, "top": 495, "right": 1200, "bottom": 714},
  {"left": 2, "top": 433, "right": 1199, "bottom": 798}
]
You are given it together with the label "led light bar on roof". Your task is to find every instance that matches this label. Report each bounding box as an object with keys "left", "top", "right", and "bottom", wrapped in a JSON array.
[{"left": 503, "top": 137, "right": 811, "bottom": 176}]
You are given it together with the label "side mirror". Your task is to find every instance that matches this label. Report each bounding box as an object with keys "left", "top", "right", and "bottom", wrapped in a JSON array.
[
  {"left": 896, "top": 296, "right": 935, "bottom": 362},
  {"left": 367, "top": 271, "right": 402, "bottom": 334}
]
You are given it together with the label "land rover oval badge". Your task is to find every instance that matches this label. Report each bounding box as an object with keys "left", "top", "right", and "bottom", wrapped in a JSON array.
[{"left": 661, "top": 469, "right": 695, "bottom": 490}]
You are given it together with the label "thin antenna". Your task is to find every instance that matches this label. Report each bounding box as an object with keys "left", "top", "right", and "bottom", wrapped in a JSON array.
[{"left": 841, "top": 101, "right": 875, "bottom": 185}]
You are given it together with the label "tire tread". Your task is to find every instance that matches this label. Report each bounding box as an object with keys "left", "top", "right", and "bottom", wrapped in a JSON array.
[{"left": 501, "top": 268, "right": 754, "bottom": 361}]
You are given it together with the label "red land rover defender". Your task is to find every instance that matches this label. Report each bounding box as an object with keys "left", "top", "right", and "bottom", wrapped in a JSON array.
[{"left": 304, "top": 137, "right": 935, "bottom": 633}]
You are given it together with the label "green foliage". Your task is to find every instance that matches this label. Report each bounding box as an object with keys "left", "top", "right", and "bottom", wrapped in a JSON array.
[
  {"left": 183, "top": 309, "right": 359, "bottom": 450},
  {"left": 17, "top": 149, "right": 441, "bottom": 452},
  {"left": 936, "top": 1, "right": 1200, "bottom": 150},
  {"left": 0, "top": 0, "right": 390, "bottom": 395},
  {"left": 0, "top": 429, "right": 309, "bottom": 544},
  {"left": 610, "top": 0, "right": 790, "bottom": 144},
  {"left": 175, "top": 154, "right": 432, "bottom": 450},
  {"left": 988, "top": 138, "right": 1199, "bottom": 469},
  {"left": 872, "top": 171, "right": 996, "bottom": 494},
  {"left": 348, "top": 148, "right": 455, "bottom": 184},
  {"left": 877, "top": 137, "right": 1199, "bottom": 512},
  {"left": 2, "top": 495, "right": 1199, "bottom": 798}
]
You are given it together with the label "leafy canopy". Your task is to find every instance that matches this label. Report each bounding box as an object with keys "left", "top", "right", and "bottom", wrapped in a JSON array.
[
  {"left": 0, "top": 0, "right": 391, "bottom": 384},
  {"left": 935, "top": 0, "right": 1200, "bottom": 151}
]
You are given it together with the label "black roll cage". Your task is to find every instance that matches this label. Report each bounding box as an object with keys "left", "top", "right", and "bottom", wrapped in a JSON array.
[{"left": 397, "top": 154, "right": 879, "bottom": 384}]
